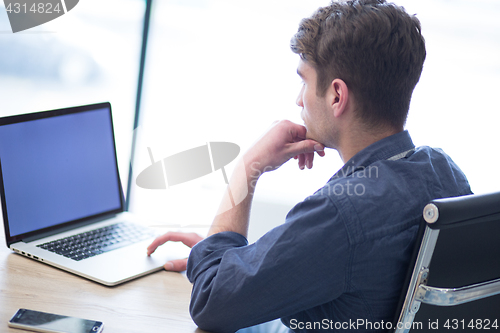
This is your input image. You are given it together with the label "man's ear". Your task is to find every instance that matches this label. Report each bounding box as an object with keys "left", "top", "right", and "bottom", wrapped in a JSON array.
[{"left": 328, "top": 79, "right": 349, "bottom": 118}]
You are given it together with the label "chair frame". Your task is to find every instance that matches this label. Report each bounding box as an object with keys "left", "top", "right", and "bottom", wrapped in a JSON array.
[{"left": 394, "top": 193, "right": 500, "bottom": 333}]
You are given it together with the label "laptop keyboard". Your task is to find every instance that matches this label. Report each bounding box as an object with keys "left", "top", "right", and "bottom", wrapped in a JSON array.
[{"left": 37, "top": 222, "right": 156, "bottom": 261}]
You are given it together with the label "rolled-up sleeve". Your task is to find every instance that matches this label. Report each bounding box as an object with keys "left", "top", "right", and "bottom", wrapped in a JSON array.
[{"left": 186, "top": 194, "right": 350, "bottom": 333}]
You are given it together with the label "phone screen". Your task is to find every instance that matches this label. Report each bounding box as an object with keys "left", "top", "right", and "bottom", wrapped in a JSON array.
[{"left": 9, "top": 309, "right": 103, "bottom": 333}]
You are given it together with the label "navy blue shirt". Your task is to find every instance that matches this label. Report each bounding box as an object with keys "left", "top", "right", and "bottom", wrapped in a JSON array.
[{"left": 187, "top": 131, "right": 472, "bottom": 333}]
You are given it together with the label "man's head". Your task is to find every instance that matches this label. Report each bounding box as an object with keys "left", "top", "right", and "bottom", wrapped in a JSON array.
[{"left": 291, "top": 0, "right": 426, "bottom": 132}]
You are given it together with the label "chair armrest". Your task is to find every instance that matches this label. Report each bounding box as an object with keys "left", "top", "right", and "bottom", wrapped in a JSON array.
[{"left": 415, "top": 277, "right": 500, "bottom": 306}]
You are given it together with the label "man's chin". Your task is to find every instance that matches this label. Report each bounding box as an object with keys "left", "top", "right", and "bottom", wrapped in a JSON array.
[
  {"left": 306, "top": 134, "right": 330, "bottom": 149},
  {"left": 305, "top": 131, "right": 320, "bottom": 143}
]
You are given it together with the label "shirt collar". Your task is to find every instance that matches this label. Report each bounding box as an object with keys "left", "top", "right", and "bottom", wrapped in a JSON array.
[{"left": 331, "top": 130, "right": 415, "bottom": 179}]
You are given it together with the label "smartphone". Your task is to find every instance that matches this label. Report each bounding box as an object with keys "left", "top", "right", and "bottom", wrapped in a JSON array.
[{"left": 8, "top": 309, "right": 104, "bottom": 333}]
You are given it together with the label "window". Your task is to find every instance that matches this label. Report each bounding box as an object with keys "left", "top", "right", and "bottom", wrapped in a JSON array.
[
  {"left": 5, "top": 0, "right": 494, "bottom": 231},
  {"left": 131, "top": 0, "right": 499, "bottom": 230},
  {"left": 0, "top": 0, "right": 145, "bottom": 195},
  {"left": 130, "top": 0, "right": 332, "bottom": 227},
  {"left": 399, "top": 0, "right": 500, "bottom": 196}
]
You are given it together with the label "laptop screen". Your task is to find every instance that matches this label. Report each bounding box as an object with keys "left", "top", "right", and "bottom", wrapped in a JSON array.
[{"left": 0, "top": 103, "right": 123, "bottom": 242}]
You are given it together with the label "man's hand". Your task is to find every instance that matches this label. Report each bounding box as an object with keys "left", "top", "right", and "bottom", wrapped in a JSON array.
[
  {"left": 208, "top": 120, "right": 325, "bottom": 237},
  {"left": 245, "top": 120, "right": 325, "bottom": 177},
  {"left": 147, "top": 232, "right": 204, "bottom": 271}
]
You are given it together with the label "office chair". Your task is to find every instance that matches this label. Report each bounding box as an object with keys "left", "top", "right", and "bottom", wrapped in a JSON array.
[{"left": 392, "top": 191, "right": 500, "bottom": 333}]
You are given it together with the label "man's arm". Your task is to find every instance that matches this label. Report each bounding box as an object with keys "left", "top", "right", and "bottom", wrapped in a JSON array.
[
  {"left": 146, "top": 120, "right": 324, "bottom": 269},
  {"left": 182, "top": 120, "right": 336, "bottom": 332},
  {"left": 208, "top": 120, "right": 325, "bottom": 238},
  {"left": 186, "top": 190, "right": 350, "bottom": 333}
]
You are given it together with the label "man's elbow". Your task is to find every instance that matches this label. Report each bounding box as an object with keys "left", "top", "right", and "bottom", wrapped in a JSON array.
[
  {"left": 190, "top": 298, "right": 238, "bottom": 333},
  {"left": 190, "top": 308, "right": 227, "bottom": 333}
]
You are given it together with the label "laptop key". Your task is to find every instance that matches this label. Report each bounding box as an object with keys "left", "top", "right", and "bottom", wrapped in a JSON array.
[
  {"left": 37, "top": 222, "right": 156, "bottom": 260},
  {"left": 97, "top": 240, "right": 133, "bottom": 253}
]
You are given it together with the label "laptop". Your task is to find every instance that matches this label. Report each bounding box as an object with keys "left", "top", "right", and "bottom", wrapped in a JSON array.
[{"left": 0, "top": 102, "right": 187, "bottom": 286}]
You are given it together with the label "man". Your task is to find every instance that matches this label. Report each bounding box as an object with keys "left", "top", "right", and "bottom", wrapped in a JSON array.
[{"left": 148, "top": 0, "right": 472, "bottom": 332}]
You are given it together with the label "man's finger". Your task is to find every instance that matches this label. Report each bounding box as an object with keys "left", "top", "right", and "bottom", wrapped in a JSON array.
[
  {"left": 147, "top": 232, "right": 203, "bottom": 255},
  {"left": 147, "top": 232, "right": 173, "bottom": 255},
  {"left": 287, "top": 121, "right": 308, "bottom": 141},
  {"left": 298, "top": 154, "right": 306, "bottom": 170},
  {"left": 305, "top": 152, "right": 314, "bottom": 169},
  {"left": 286, "top": 139, "right": 324, "bottom": 160},
  {"left": 164, "top": 259, "right": 188, "bottom": 272}
]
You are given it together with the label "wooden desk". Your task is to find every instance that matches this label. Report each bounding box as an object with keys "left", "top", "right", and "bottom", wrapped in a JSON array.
[{"left": 0, "top": 231, "right": 207, "bottom": 333}]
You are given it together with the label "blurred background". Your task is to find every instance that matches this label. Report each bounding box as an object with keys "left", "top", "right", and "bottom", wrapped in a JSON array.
[{"left": 1, "top": 0, "right": 499, "bottom": 242}]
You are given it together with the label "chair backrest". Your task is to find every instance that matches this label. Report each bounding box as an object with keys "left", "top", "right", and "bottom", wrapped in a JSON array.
[{"left": 392, "top": 191, "right": 500, "bottom": 333}]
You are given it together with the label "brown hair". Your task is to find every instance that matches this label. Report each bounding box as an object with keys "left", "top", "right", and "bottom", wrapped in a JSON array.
[{"left": 290, "top": 0, "right": 426, "bottom": 130}]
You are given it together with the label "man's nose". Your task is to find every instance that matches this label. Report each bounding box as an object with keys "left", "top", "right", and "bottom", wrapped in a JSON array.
[{"left": 296, "top": 93, "right": 303, "bottom": 107}]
